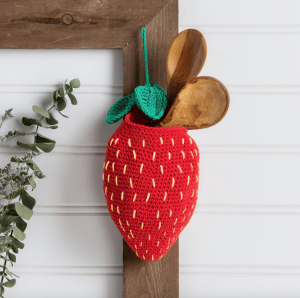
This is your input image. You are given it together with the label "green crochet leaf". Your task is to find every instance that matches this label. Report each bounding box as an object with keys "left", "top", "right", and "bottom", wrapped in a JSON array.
[
  {"left": 105, "top": 92, "right": 136, "bottom": 124},
  {"left": 135, "top": 83, "right": 167, "bottom": 120}
]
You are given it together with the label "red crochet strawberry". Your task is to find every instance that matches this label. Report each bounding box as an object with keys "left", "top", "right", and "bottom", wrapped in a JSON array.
[{"left": 103, "top": 112, "right": 199, "bottom": 261}]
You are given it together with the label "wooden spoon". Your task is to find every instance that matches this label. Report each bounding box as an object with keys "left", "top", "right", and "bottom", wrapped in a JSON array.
[
  {"left": 166, "top": 29, "right": 207, "bottom": 103},
  {"left": 159, "top": 76, "right": 230, "bottom": 129}
]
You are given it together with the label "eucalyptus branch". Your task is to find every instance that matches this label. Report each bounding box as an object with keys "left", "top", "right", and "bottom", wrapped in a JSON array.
[{"left": 0, "top": 78, "right": 80, "bottom": 296}]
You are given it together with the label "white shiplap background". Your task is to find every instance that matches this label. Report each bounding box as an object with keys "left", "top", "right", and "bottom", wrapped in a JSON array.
[{"left": 0, "top": 0, "right": 300, "bottom": 297}]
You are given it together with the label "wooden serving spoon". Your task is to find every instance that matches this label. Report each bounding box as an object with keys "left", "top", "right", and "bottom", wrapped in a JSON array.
[
  {"left": 159, "top": 29, "right": 230, "bottom": 129},
  {"left": 167, "top": 29, "right": 207, "bottom": 103},
  {"left": 160, "top": 76, "right": 230, "bottom": 129}
]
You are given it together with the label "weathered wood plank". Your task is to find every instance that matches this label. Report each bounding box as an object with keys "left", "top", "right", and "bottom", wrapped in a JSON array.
[
  {"left": 123, "top": 0, "right": 179, "bottom": 297},
  {"left": 0, "top": 0, "right": 171, "bottom": 49}
]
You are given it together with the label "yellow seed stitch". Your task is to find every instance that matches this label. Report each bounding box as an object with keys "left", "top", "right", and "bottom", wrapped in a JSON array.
[
  {"left": 117, "top": 206, "right": 120, "bottom": 214},
  {"left": 182, "top": 207, "right": 186, "bottom": 214},
  {"left": 102, "top": 173, "right": 105, "bottom": 180},
  {"left": 141, "top": 222, "right": 144, "bottom": 230},
  {"left": 110, "top": 193, "right": 113, "bottom": 201},
  {"left": 111, "top": 204, "right": 113, "bottom": 211},
  {"left": 194, "top": 149, "right": 198, "bottom": 156},
  {"left": 181, "top": 151, "right": 185, "bottom": 159},
  {"left": 192, "top": 204, "right": 195, "bottom": 209},
  {"left": 130, "top": 230, "right": 134, "bottom": 238},
  {"left": 119, "top": 218, "right": 123, "bottom": 227},
  {"left": 110, "top": 138, "right": 114, "bottom": 146},
  {"left": 190, "top": 151, "right": 194, "bottom": 159},
  {"left": 146, "top": 193, "right": 150, "bottom": 203},
  {"left": 140, "top": 163, "right": 144, "bottom": 174},
  {"left": 174, "top": 218, "right": 178, "bottom": 225},
  {"left": 158, "top": 222, "right": 162, "bottom": 229},
  {"left": 168, "top": 152, "right": 171, "bottom": 160},
  {"left": 140, "top": 242, "right": 143, "bottom": 247},
  {"left": 177, "top": 165, "right": 183, "bottom": 174},
  {"left": 180, "top": 192, "right": 183, "bottom": 200},
  {"left": 163, "top": 192, "right": 167, "bottom": 201},
  {"left": 126, "top": 220, "right": 130, "bottom": 226},
  {"left": 198, "top": 163, "right": 200, "bottom": 171},
  {"left": 196, "top": 175, "right": 199, "bottom": 182},
  {"left": 121, "top": 192, "right": 124, "bottom": 200},
  {"left": 130, "top": 178, "right": 133, "bottom": 189},
  {"left": 146, "top": 250, "right": 148, "bottom": 253},
  {"left": 160, "top": 137, "right": 163, "bottom": 145},
  {"left": 172, "top": 177, "right": 175, "bottom": 188},
  {"left": 173, "top": 237, "right": 175, "bottom": 241},
  {"left": 105, "top": 187, "right": 107, "bottom": 195},
  {"left": 168, "top": 238, "right": 171, "bottom": 244},
  {"left": 170, "top": 210, "right": 172, "bottom": 217},
  {"left": 171, "top": 138, "right": 175, "bottom": 146},
  {"left": 190, "top": 163, "right": 194, "bottom": 172},
  {"left": 123, "top": 164, "right": 127, "bottom": 175},
  {"left": 157, "top": 241, "right": 160, "bottom": 247},
  {"left": 160, "top": 249, "right": 162, "bottom": 254},
  {"left": 116, "top": 150, "right": 120, "bottom": 158},
  {"left": 152, "top": 255, "right": 154, "bottom": 261},
  {"left": 135, "top": 244, "right": 137, "bottom": 250},
  {"left": 187, "top": 175, "right": 190, "bottom": 186},
  {"left": 115, "top": 138, "right": 119, "bottom": 145},
  {"left": 143, "top": 255, "right": 146, "bottom": 260},
  {"left": 128, "top": 138, "right": 132, "bottom": 147},
  {"left": 105, "top": 161, "right": 110, "bottom": 170},
  {"left": 152, "top": 152, "right": 156, "bottom": 161},
  {"left": 115, "top": 176, "right": 118, "bottom": 186},
  {"left": 182, "top": 138, "right": 185, "bottom": 144},
  {"left": 192, "top": 189, "right": 195, "bottom": 197},
  {"left": 133, "top": 210, "right": 136, "bottom": 218},
  {"left": 112, "top": 162, "right": 115, "bottom": 172},
  {"left": 152, "top": 178, "right": 156, "bottom": 188},
  {"left": 164, "top": 232, "right": 166, "bottom": 236},
  {"left": 136, "top": 251, "right": 139, "bottom": 257},
  {"left": 133, "top": 193, "right": 137, "bottom": 202},
  {"left": 107, "top": 174, "right": 110, "bottom": 183},
  {"left": 142, "top": 140, "right": 145, "bottom": 147},
  {"left": 148, "top": 234, "right": 151, "bottom": 241},
  {"left": 182, "top": 215, "right": 186, "bottom": 222},
  {"left": 160, "top": 165, "right": 164, "bottom": 174},
  {"left": 166, "top": 245, "right": 170, "bottom": 249},
  {"left": 181, "top": 227, "right": 183, "bottom": 231},
  {"left": 157, "top": 210, "right": 160, "bottom": 219},
  {"left": 189, "top": 137, "right": 193, "bottom": 144},
  {"left": 133, "top": 150, "right": 137, "bottom": 160},
  {"left": 128, "top": 235, "right": 130, "bottom": 239},
  {"left": 122, "top": 227, "right": 125, "bottom": 232},
  {"left": 173, "top": 228, "right": 175, "bottom": 233}
]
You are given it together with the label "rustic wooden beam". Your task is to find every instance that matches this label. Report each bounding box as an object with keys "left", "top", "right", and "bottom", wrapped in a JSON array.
[{"left": 122, "top": 1, "right": 179, "bottom": 297}]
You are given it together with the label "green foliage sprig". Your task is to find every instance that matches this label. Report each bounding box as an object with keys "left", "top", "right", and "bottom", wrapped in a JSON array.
[{"left": 0, "top": 78, "right": 80, "bottom": 296}]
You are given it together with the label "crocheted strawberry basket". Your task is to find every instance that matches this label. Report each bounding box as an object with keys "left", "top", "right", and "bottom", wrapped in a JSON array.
[{"left": 103, "top": 27, "right": 200, "bottom": 261}]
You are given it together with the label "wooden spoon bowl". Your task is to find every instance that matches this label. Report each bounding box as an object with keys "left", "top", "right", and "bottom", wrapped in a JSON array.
[{"left": 160, "top": 76, "right": 230, "bottom": 129}]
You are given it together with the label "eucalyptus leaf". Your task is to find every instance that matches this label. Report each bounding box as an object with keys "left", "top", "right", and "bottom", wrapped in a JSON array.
[
  {"left": 10, "top": 245, "right": 18, "bottom": 254},
  {"left": 15, "top": 203, "right": 33, "bottom": 220},
  {"left": 12, "top": 226, "right": 26, "bottom": 241},
  {"left": 67, "top": 93, "right": 77, "bottom": 105},
  {"left": 57, "top": 110, "right": 69, "bottom": 118},
  {"left": 32, "top": 105, "right": 50, "bottom": 119},
  {"left": 10, "top": 237, "right": 24, "bottom": 249},
  {"left": 35, "top": 143, "right": 56, "bottom": 153},
  {"left": 5, "top": 268, "right": 19, "bottom": 278},
  {"left": 2, "top": 279, "right": 16, "bottom": 288},
  {"left": 70, "top": 78, "right": 80, "bottom": 88},
  {"left": 35, "top": 133, "right": 55, "bottom": 144},
  {"left": 0, "top": 226, "right": 10, "bottom": 233},
  {"left": 28, "top": 178, "right": 36, "bottom": 190},
  {"left": 58, "top": 87, "right": 65, "bottom": 100},
  {"left": 7, "top": 252, "right": 16, "bottom": 263},
  {"left": 26, "top": 159, "right": 41, "bottom": 172},
  {"left": 16, "top": 141, "right": 39, "bottom": 153},
  {"left": 22, "top": 117, "right": 42, "bottom": 127},
  {"left": 0, "top": 216, "right": 18, "bottom": 227},
  {"left": 46, "top": 113, "right": 58, "bottom": 125},
  {"left": 65, "top": 84, "right": 73, "bottom": 93},
  {"left": 21, "top": 191, "right": 36, "bottom": 210},
  {"left": 15, "top": 217, "right": 27, "bottom": 232},
  {"left": 56, "top": 97, "right": 66, "bottom": 111},
  {"left": 10, "top": 157, "right": 22, "bottom": 163},
  {"left": 0, "top": 285, "right": 4, "bottom": 295}
]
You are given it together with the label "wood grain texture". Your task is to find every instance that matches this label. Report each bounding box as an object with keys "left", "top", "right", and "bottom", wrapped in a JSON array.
[
  {"left": 0, "top": 0, "right": 172, "bottom": 49},
  {"left": 122, "top": 0, "right": 179, "bottom": 297}
]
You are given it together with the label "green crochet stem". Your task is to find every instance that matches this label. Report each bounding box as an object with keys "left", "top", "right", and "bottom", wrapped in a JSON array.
[{"left": 105, "top": 27, "right": 167, "bottom": 124}]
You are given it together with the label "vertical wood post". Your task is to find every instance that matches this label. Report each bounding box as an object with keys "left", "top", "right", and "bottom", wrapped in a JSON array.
[{"left": 122, "top": 1, "right": 179, "bottom": 297}]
